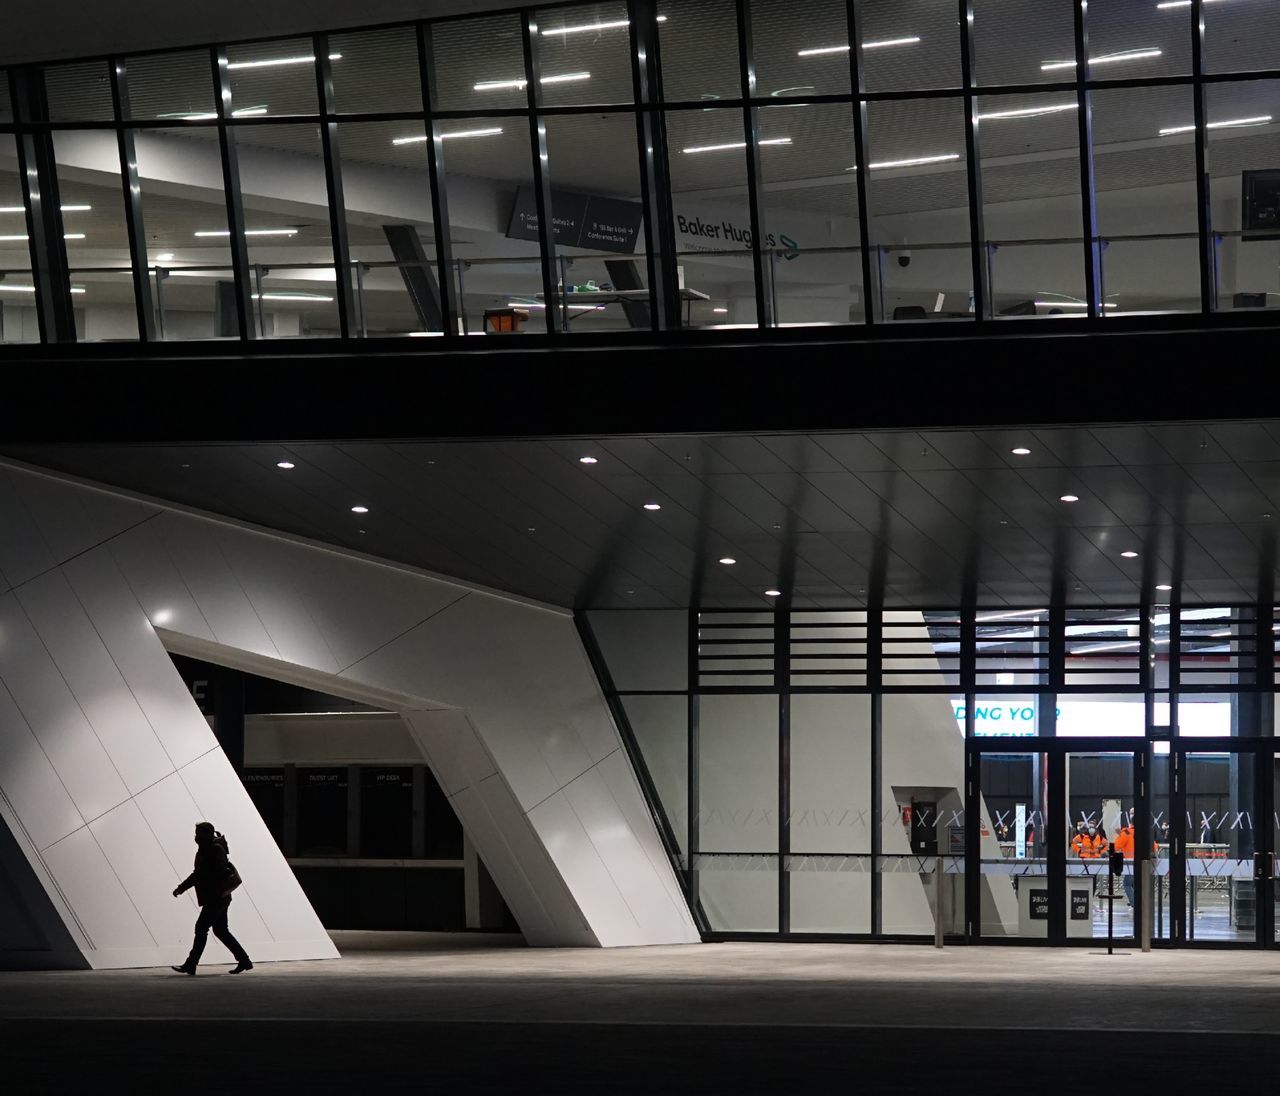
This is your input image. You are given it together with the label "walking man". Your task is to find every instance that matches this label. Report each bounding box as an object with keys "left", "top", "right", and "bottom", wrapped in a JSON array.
[{"left": 171, "top": 821, "right": 253, "bottom": 975}]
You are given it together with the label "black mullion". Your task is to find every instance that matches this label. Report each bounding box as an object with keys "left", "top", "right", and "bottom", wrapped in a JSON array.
[
  {"left": 627, "top": 0, "right": 680, "bottom": 331},
  {"left": 1071, "top": 1, "right": 1102, "bottom": 319},
  {"left": 957, "top": 0, "right": 988, "bottom": 321},
  {"left": 108, "top": 58, "right": 155, "bottom": 342},
  {"left": 776, "top": 604, "right": 790, "bottom": 934},
  {"left": 734, "top": 0, "right": 772, "bottom": 329},
  {"left": 869, "top": 609, "right": 882, "bottom": 935},
  {"left": 965, "top": 740, "right": 979, "bottom": 939},
  {"left": 520, "top": 11, "right": 561, "bottom": 336},
  {"left": 1047, "top": 749, "right": 1066, "bottom": 941},
  {"left": 417, "top": 24, "right": 460, "bottom": 339},
  {"left": 10, "top": 67, "right": 75, "bottom": 344},
  {"left": 211, "top": 47, "right": 255, "bottom": 340},
  {"left": 1170, "top": 745, "right": 1186, "bottom": 942},
  {"left": 844, "top": 0, "right": 877, "bottom": 326},
  {"left": 687, "top": 608, "right": 706, "bottom": 930},
  {"left": 314, "top": 36, "right": 356, "bottom": 340},
  {"left": 1190, "top": 0, "right": 1215, "bottom": 312}
]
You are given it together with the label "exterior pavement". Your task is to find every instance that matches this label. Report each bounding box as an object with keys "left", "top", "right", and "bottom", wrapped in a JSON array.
[{"left": 3, "top": 932, "right": 1278, "bottom": 1092}]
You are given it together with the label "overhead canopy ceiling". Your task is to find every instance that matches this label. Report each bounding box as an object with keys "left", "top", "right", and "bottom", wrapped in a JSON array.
[{"left": 7, "top": 419, "right": 1280, "bottom": 610}]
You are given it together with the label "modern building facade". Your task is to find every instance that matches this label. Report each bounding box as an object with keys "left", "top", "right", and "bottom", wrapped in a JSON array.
[{"left": 3, "top": 0, "right": 1280, "bottom": 969}]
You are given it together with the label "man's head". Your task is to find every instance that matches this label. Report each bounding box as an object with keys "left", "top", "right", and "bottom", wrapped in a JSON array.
[
  {"left": 1076, "top": 821, "right": 1087, "bottom": 833},
  {"left": 194, "top": 821, "right": 216, "bottom": 845}
]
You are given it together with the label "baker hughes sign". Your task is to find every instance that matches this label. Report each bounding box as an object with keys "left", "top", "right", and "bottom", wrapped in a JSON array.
[{"left": 676, "top": 211, "right": 798, "bottom": 255}]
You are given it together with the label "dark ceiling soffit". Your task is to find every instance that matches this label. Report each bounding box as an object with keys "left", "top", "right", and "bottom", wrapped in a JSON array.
[{"left": 1, "top": 318, "right": 1271, "bottom": 443}]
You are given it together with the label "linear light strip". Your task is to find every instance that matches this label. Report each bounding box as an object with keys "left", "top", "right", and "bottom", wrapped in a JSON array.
[
  {"left": 475, "top": 72, "right": 590, "bottom": 91},
  {"left": 1041, "top": 48, "right": 1162, "bottom": 72},
  {"left": 539, "top": 16, "right": 666, "bottom": 35},
  {"left": 0, "top": 233, "right": 85, "bottom": 241},
  {"left": 193, "top": 228, "right": 299, "bottom": 237},
  {"left": 797, "top": 37, "right": 922, "bottom": 57},
  {"left": 392, "top": 126, "right": 504, "bottom": 146},
  {"left": 0, "top": 284, "right": 86, "bottom": 294},
  {"left": 682, "top": 137, "right": 792, "bottom": 153},
  {"left": 0, "top": 204, "right": 92, "bottom": 213},
  {"left": 225, "top": 53, "right": 341, "bottom": 70},
  {"left": 1159, "top": 114, "right": 1272, "bottom": 135},
  {"left": 978, "top": 103, "right": 1077, "bottom": 121}
]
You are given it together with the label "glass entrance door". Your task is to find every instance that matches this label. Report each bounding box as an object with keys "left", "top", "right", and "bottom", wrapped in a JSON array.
[
  {"left": 1180, "top": 750, "right": 1257, "bottom": 942},
  {"left": 972, "top": 740, "right": 1143, "bottom": 944}
]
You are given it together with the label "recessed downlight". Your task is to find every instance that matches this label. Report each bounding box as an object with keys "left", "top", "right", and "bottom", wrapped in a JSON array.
[
  {"left": 276, "top": 461, "right": 295, "bottom": 469},
  {"left": 578, "top": 456, "right": 598, "bottom": 464},
  {"left": 351, "top": 505, "right": 369, "bottom": 514},
  {"left": 719, "top": 557, "right": 737, "bottom": 565},
  {"left": 765, "top": 589, "right": 783, "bottom": 597},
  {"left": 643, "top": 502, "right": 662, "bottom": 511},
  {"left": 1060, "top": 494, "right": 1080, "bottom": 503},
  {"left": 1011, "top": 447, "right": 1031, "bottom": 456},
  {"left": 1121, "top": 550, "right": 1139, "bottom": 558},
  {"left": 1156, "top": 583, "right": 1173, "bottom": 591}
]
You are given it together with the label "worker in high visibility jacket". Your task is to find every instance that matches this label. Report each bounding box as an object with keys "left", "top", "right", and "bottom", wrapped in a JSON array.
[
  {"left": 1072, "top": 823, "right": 1106, "bottom": 859},
  {"left": 1113, "top": 809, "right": 1157, "bottom": 907}
]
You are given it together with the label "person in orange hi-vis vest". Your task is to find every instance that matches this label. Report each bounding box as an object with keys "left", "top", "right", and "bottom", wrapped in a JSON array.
[{"left": 1113, "top": 809, "right": 1157, "bottom": 907}]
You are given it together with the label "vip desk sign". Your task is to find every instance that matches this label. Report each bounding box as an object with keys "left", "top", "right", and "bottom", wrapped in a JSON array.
[
  {"left": 1029, "top": 890, "right": 1049, "bottom": 920},
  {"left": 1070, "top": 891, "right": 1090, "bottom": 920},
  {"left": 507, "top": 187, "right": 643, "bottom": 254}
]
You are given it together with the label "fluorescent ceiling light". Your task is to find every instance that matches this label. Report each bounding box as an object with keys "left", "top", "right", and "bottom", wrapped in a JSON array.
[
  {"left": 578, "top": 456, "right": 598, "bottom": 464},
  {"left": 276, "top": 461, "right": 295, "bottom": 469},
  {"left": 682, "top": 137, "right": 792, "bottom": 153},
  {"left": 0, "top": 233, "right": 85, "bottom": 240},
  {"left": 798, "top": 36, "right": 921, "bottom": 56},
  {"left": 1060, "top": 494, "right": 1080, "bottom": 502},
  {"left": 475, "top": 72, "right": 590, "bottom": 91},
  {"left": 507, "top": 301, "right": 602, "bottom": 312},
  {"left": 540, "top": 16, "right": 666, "bottom": 35},
  {"left": 226, "top": 53, "right": 341, "bottom": 70},
  {"left": 351, "top": 505, "right": 369, "bottom": 514},
  {"left": 1159, "top": 114, "right": 1271, "bottom": 136},
  {"left": 978, "top": 103, "right": 1078, "bottom": 121},
  {"left": 0, "top": 203, "right": 91, "bottom": 213},
  {"left": 643, "top": 502, "right": 662, "bottom": 511},
  {"left": 1033, "top": 299, "right": 1118, "bottom": 309},
  {"left": 859, "top": 153, "right": 960, "bottom": 170},
  {"left": 718, "top": 557, "right": 737, "bottom": 565},
  {"left": 975, "top": 609, "right": 1047, "bottom": 622},
  {"left": 194, "top": 228, "right": 298, "bottom": 237},
  {"left": 394, "top": 127, "right": 504, "bottom": 145},
  {"left": 713, "top": 307, "right": 729, "bottom": 313},
  {"left": 1157, "top": 0, "right": 1227, "bottom": 8},
  {"left": 0, "top": 284, "right": 84, "bottom": 293},
  {"left": 159, "top": 106, "right": 268, "bottom": 120},
  {"left": 1156, "top": 583, "right": 1173, "bottom": 591},
  {"left": 155, "top": 252, "right": 175, "bottom": 261},
  {"left": 765, "top": 589, "right": 783, "bottom": 597},
  {"left": 1011, "top": 447, "right": 1032, "bottom": 455},
  {"left": 250, "top": 292, "right": 333, "bottom": 302},
  {"left": 1041, "top": 48, "right": 1162, "bottom": 72}
]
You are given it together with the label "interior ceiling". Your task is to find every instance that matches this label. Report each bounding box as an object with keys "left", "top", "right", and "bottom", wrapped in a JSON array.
[
  {"left": 11, "top": 1, "right": 1280, "bottom": 225},
  {"left": 7, "top": 420, "right": 1280, "bottom": 611}
]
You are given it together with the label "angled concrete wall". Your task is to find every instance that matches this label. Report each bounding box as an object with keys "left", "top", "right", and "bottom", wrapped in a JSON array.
[{"left": 0, "top": 461, "right": 697, "bottom": 968}]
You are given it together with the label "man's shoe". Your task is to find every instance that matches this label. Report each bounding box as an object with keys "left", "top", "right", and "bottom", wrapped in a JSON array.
[
  {"left": 171, "top": 965, "right": 196, "bottom": 976},
  {"left": 228, "top": 961, "right": 254, "bottom": 974}
]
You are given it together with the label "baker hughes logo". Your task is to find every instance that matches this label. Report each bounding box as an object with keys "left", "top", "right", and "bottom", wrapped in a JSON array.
[{"left": 676, "top": 214, "right": 800, "bottom": 259}]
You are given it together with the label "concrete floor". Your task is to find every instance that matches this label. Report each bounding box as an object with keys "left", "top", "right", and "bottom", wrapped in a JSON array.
[{"left": 4, "top": 933, "right": 1280, "bottom": 1092}]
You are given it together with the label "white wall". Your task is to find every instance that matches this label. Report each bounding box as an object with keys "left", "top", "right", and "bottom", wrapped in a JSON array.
[{"left": 0, "top": 460, "right": 697, "bottom": 968}]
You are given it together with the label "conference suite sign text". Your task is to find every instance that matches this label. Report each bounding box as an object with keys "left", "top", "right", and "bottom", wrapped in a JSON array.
[{"left": 507, "top": 187, "right": 643, "bottom": 254}]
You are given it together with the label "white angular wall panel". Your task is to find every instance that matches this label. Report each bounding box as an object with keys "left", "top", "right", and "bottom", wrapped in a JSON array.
[
  {"left": 0, "top": 461, "right": 697, "bottom": 966},
  {"left": 213, "top": 528, "right": 343, "bottom": 675},
  {"left": 61, "top": 549, "right": 218, "bottom": 770},
  {"left": 401, "top": 709, "right": 497, "bottom": 797},
  {"left": 154, "top": 514, "right": 280, "bottom": 659},
  {"left": 7, "top": 469, "right": 155, "bottom": 566},
  {"left": 559, "top": 762, "right": 695, "bottom": 945},
  {"left": 0, "top": 471, "right": 57, "bottom": 590},
  {"left": 0, "top": 594, "right": 131, "bottom": 824},
  {"left": 108, "top": 522, "right": 216, "bottom": 644},
  {"left": 0, "top": 684, "right": 84, "bottom": 852},
  {"left": 41, "top": 827, "right": 155, "bottom": 954},
  {"left": 88, "top": 800, "right": 194, "bottom": 952},
  {"left": 15, "top": 571, "right": 174, "bottom": 796},
  {"left": 594, "top": 751, "right": 693, "bottom": 934}
]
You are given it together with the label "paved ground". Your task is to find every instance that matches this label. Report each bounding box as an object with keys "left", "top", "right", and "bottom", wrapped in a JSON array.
[{"left": 4, "top": 933, "right": 1279, "bottom": 1092}]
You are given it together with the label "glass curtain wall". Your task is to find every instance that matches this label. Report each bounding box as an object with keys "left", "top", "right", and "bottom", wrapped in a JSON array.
[
  {"left": 4, "top": 0, "right": 1280, "bottom": 341},
  {"left": 585, "top": 603, "right": 1277, "bottom": 942}
]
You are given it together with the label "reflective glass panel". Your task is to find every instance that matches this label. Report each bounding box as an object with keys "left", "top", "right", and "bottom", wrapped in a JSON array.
[
  {"left": 533, "top": 2, "right": 635, "bottom": 107},
  {"left": 659, "top": 0, "right": 741, "bottom": 103},
  {"left": 225, "top": 37, "right": 320, "bottom": 117}
]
